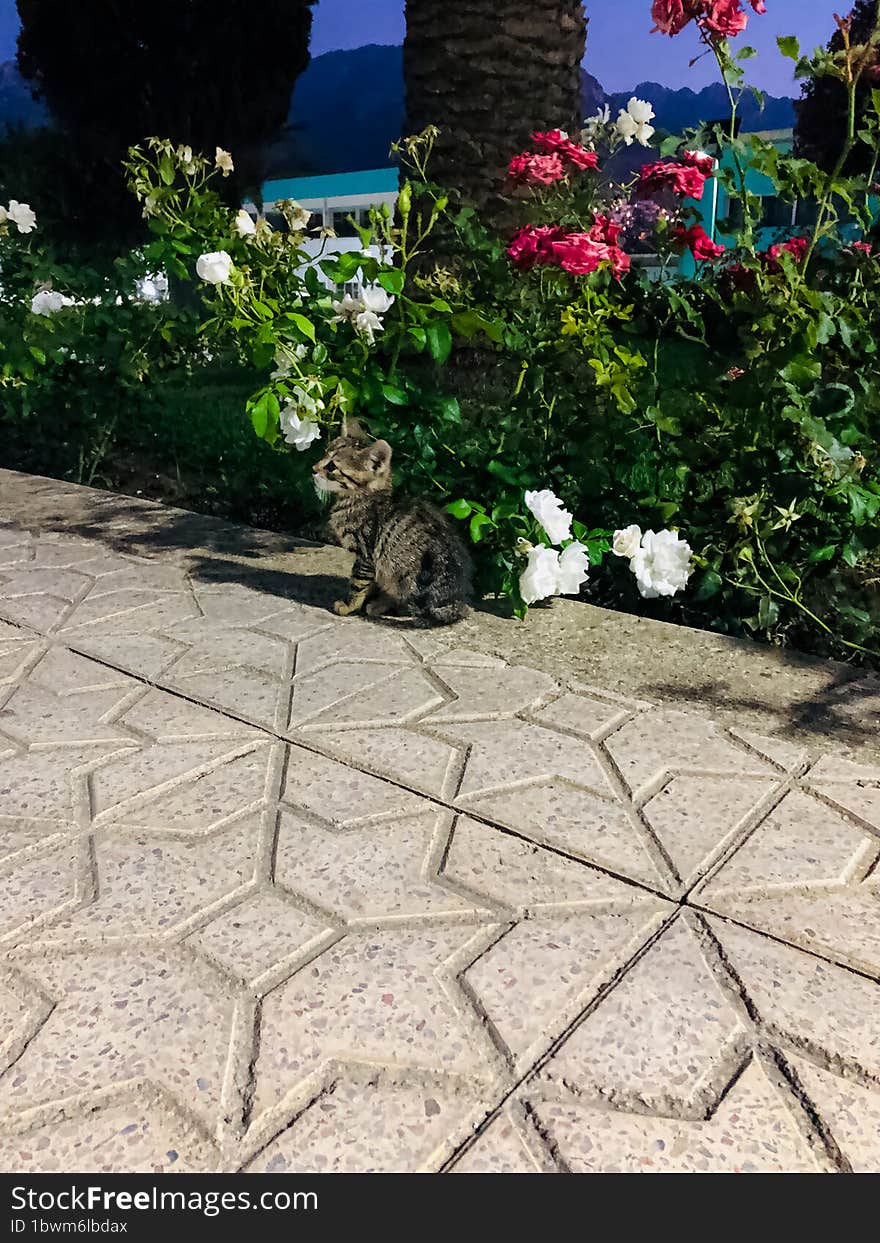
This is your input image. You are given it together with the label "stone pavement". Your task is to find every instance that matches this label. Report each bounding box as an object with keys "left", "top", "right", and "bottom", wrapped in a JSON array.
[{"left": 0, "top": 472, "right": 879, "bottom": 1174}]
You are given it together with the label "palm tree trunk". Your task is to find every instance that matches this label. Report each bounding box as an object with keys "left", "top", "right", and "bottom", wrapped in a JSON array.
[{"left": 403, "top": 0, "right": 587, "bottom": 228}]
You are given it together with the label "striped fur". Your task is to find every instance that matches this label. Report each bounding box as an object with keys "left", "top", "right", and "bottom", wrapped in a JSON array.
[{"left": 314, "top": 432, "right": 472, "bottom": 625}]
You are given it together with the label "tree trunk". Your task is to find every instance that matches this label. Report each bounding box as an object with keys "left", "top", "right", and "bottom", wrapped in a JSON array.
[{"left": 403, "top": 0, "right": 587, "bottom": 230}]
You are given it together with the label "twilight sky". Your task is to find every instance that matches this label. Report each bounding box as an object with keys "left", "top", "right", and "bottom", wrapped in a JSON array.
[{"left": 0, "top": 1, "right": 839, "bottom": 94}]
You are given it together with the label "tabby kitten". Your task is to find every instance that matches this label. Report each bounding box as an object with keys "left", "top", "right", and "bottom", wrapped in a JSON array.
[{"left": 313, "top": 426, "right": 472, "bottom": 625}]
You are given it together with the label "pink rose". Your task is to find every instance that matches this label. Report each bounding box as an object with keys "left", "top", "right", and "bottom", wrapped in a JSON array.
[
  {"left": 762, "top": 235, "right": 808, "bottom": 273},
  {"left": 674, "top": 223, "right": 725, "bottom": 261},
  {"left": 700, "top": 0, "right": 749, "bottom": 39},
  {"left": 651, "top": 0, "right": 692, "bottom": 35},
  {"left": 590, "top": 213, "right": 624, "bottom": 246},
  {"left": 507, "top": 224, "right": 566, "bottom": 270},
  {"left": 508, "top": 152, "right": 566, "bottom": 187},
  {"left": 636, "top": 159, "right": 710, "bottom": 199},
  {"left": 532, "top": 131, "right": 599, "bottom": 172},
  {"left": 683, "top": 149, "right": 715, "bottom": 176}
]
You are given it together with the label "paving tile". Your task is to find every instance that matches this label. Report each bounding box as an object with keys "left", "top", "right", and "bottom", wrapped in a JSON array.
[
  {"left": 294, "top": 625, "right": 415, "bottom": 674},
  {"left": 464, "top": 903, "right": 671, "bottom": 1071},
  {"left": 281, "top": 744, "right": 428, "bottom": 827},
  {"left": 450, "top": 1109, "right": 547, "bottom": 1173},
  {"left": 25, "top": 820, "right": 261, "bottom": 946},
  {"left": 442, "top": 815, "right": 657, "bottom": 914},
  {"left": 312, "top": 726, "right": 462, "bottom": 798},
  {"left": 541, "top": 915, "right": 748, "bottom": 1116},
  {"left": 60, "top": 590, "right": 200, "bottom": 635},
  {"left": 0, "top": 948, "right": 236, "bottom": 1129},
  {"left": 275, "top": 808, "right": 483, "bottom": 924},
  {"left": 791, "top": 1057, "right": 880, "bottom": 1173},
  {"left": 706, "top": 916, "right": 880, "bottom": 1081},
  {"left": 91, "top": 742, "right": 272, "bottom": 834},
  {"left": 0, "top": 1094, "right": 220, "bottom": 1173},
  {"left": 641, "top": 775, "right": 780, "bottom": 889},
  {"left": 252, "top": 928, "right": 498, "bottom": 1118},
  {"left": 425, "top": 664, "right": 558, "bottom": 722},
  {"left": 605, "top": 709, "right": 774, "bottom": 797},
  {"left": 189, "top": 888, "right": 331, "bottom": 983},
  {"left": 291, "top": 664, "right": 443, "bottom": 730},
  {"left": 532, "top": 692, "right": 632, "bottom": 740},
  {"left": 0, "top": 843, "right": 78, "bottom": 944},
  {"left": 697, "top": 790, "right": 876, "bottom": 896},
  {"left": 532, "top": 1057, "right": 823, "bottom": 1172},
  {"left": 119, "top": 689, "right": 261, "bottom": 742},
  {"left": 246, "top": 1074, "right": 479, "bottom": 1173},
  {"left": 0, "top": 746, "right": 134, "bottom": 858},
  {"left": 171, "top": 667, "right": 284, "bottom": 731}
]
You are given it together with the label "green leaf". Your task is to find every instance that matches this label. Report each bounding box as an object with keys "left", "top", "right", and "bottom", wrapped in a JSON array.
[
  {"left": 381, "top": 382, "right": 408, "bottom": 406},
  {"left": 445, "top": 499, "right": 473, "bottom": 520},
  {"left": 377, "top": 268, "right": 405, "bottom": 295},
  {"left": 287, "top": 312, "right": 316, "bottom": 343},
  {"left": 758, "top": 597, "right": 780, "bottom": 630},
  {"left": 469, "top": 512, "right": 495, "bottom": 543},
  {"left": 425, "top": 321, "right": 452, "bottom": 364},
  {"left": 809, "top": 544, "right": 838, "bottom": 563},
  {"left": 777, "top": 35, "right": 800, "bottom": 61}
]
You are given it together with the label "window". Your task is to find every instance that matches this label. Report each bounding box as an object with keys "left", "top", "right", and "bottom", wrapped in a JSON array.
[{"left": 760, "top": 196, "right": 795, "bottom": 228}]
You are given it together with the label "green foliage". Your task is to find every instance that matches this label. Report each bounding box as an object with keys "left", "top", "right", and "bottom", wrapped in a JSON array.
[{"left": 2, "top": 22, "right": 880, "bottom": 663}]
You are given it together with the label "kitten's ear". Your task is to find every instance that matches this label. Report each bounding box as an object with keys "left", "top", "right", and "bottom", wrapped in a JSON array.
[
  {"left": 367, "top": 440, "right": 392, "bottom": 471},
  {"left": 342, "top": 415, "right": 366, "bottom": 441}
]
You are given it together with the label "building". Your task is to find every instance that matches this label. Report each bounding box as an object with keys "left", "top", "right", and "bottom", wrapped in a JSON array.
[{"left": 258, "top": 167, "right": 399, "bottom": 266}]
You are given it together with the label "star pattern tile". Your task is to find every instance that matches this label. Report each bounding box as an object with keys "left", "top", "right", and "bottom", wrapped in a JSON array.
[{"left": 1, "top": 520, "right": 879, "bottom": 1172}]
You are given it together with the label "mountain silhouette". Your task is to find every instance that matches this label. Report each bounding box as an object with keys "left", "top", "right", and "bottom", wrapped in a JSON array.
[{"left": 1, "top": 45, "right": 795, "bottom": 177}]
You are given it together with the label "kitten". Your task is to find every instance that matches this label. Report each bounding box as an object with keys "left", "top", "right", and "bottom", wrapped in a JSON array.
[{"left": 313, "top": 425, "right": 472, "bottom": 625}]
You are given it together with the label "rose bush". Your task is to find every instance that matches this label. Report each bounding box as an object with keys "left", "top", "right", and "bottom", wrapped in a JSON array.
[{"left": 2, "top": 4, "right": 879, "bottom": 662}]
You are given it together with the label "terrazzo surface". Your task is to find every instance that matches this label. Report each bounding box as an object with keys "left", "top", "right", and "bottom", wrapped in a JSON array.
[{"left": 0, "top": 512, "right": 878, "bottom": 1174}]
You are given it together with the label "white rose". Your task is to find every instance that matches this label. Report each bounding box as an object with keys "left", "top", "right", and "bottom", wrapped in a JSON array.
[
  {"left": 360, "top": 284, "right": 395, "bottom": 315},
  {"left": 196, "top": 250, "right": 233, "bottom": 284},
  {"left": 8, "top": 200, "right": 37, "bottom": 233},
  {"left": 614, "top": 97, "right": 655, "bottom": 147},
  {"left": 524, "top": 488, "right": 573, "bottom": 546},
  {"left": 612, "top": 523, "right": 642, "bottom": 559},
  {"left": 519, "top": 545, "right": 561, "bottom": 605},
  {"left": 134, "top": 272, "right": 169, "bottom": 304},
  {"left": 630, "top": 529, "right": 693, "bottom": 599},
  {"left": 279, "top": 405, "right": 321, "bottom": 451},
  {"left": 288, "top": 200, "right": 311, "bottom": 231},
  {"left": 582, "top": 105, "right": 611, "bottom": 140},
  {"left": 30, "top": 289, "right": 70, "bottom": 316},
  {"left": 556, "top": 541, "right": 590, "bottom": 595},
  {"left": 354, "top": 308, "right": 385, "bottom": 344},
  {"left": 234, "top": 209, "right": 256, "bottom": 236},
  {"left": 215, "top": 147, "right": 234, "bottom": 176},
  {"left": 331, "top": 292, "right": 363, "bottom": 324}
]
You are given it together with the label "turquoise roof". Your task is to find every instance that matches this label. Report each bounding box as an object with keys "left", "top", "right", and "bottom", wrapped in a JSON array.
[{"left": 263, "top": 167, "right": 399, "bottom": 202}]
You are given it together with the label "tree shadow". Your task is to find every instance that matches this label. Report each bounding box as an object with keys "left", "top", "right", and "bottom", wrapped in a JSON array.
[{"left": 645, "top": 666, "right": 878, "bottom": 751}]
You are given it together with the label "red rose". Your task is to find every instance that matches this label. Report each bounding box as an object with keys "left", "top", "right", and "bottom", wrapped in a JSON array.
[
  {"left": 637, "top": 159, "right": 710, "bottom": 200},
  {"left": 549, "top": 232, "right": 631, "bottom": 279},
  {"left": 651, "top": 0, "right": 692, "bottom": 35},
  {"left": 508, "top": 152, "right": 566, "bottom": 187},
  {"left": 507, "top": 224, "right": 566, "bottom": 270},
  {"left": 532, "top": 131, "right": 599, "bottom": 172},
  {"left": 763, "top": 235, "right": 808, "bottom": 272},
  {"left": 700, "top": 0, "right": 749, "bottom": 39},
  {"left": 590, "top": 213, "right": 624, "bottom": 246},
  {"left": 674, "top": 223, "right": 725, "bottom": 261},
  {"left": 683, "top": 149, "right": 716, "bottom": 176}
]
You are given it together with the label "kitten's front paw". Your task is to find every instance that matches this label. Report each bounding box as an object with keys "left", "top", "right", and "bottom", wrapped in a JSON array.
[{"left": 333, "top": 599, "right": 359, "bottom": 616}]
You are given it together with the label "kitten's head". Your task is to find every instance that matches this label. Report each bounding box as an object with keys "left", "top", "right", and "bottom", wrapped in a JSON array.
[{"left": 313, "top": 423, "right": 392, "bottom": 495}]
